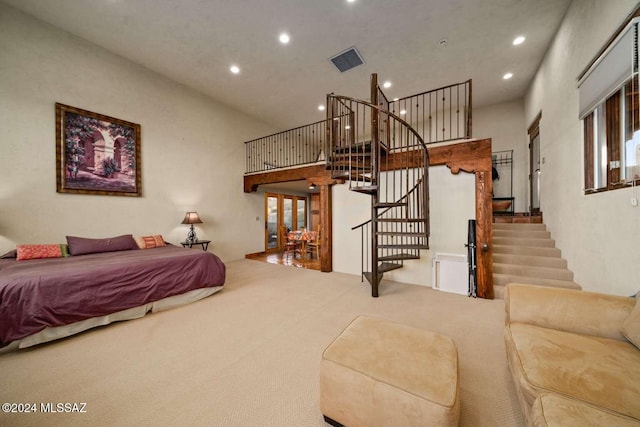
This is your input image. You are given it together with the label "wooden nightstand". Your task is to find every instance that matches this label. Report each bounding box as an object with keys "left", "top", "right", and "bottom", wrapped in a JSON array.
[{"left": 180, "top": 240, "right": 211, "bottom": 251}]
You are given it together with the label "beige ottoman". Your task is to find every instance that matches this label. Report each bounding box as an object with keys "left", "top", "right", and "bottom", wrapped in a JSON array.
[{"left": 320, "top": 316, "right": 460, "bottom": 427}]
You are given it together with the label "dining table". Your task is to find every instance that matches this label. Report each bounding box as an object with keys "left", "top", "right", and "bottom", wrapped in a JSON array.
[{"left": 288, "top": 229, "right": 318, "bottom": 258}]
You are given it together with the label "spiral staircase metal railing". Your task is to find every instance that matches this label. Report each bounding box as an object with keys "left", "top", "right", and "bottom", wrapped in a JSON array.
[{"left": 327, "top": 74, "right": 429, "bottom": 297}]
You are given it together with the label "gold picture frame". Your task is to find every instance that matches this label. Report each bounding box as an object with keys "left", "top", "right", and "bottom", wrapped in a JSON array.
[{"left": 55, "top": 103, "right": 141, "bottom": 197}]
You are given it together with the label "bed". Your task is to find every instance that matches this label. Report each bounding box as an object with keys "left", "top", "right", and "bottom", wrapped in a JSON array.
[{"left": 0, "top": 243, "right": 226, "bottom": 352}]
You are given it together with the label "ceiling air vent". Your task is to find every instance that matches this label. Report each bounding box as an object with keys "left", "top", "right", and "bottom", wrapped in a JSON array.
[{"left": 330, "top": 47, "right": 365, "bottom": 73}]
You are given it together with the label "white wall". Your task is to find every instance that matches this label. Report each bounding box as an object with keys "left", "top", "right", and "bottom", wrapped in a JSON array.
[
  {"left": 0, "top": 3, "right": 274, "bottom": 261},
  {"left": 332, "top": 165, "right": 475, "bottom": 288},
  {"left": 524, "top": 0, "right": 640, "bottom": 296},
  {"left": 473, "top": 100, "right": 527, "bottom": 212}
]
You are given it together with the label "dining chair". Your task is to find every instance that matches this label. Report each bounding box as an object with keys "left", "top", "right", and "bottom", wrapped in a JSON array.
[
  {"left": 281, "top": 225, "right": 300, "bottom": 258},
  {"left": 306, "top": 225, "right": 321, "bottom": 259}
]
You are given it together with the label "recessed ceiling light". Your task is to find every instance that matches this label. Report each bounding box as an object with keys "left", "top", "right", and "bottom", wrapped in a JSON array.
[
  {"left": 503, "top": 72, "right": 513, "bottom": 80},
  {"left": 230, "top": 65, "right": 240, "bottom": 74},
  {"left": 400, "top": 110, "right": 407, "bottom": 115},
  {"left": 383, "top": 81, "right": 392, "bottom": 88},
  {"left": 279, "top": 33, "right": 290, "bottom": 44},
  {"left": 345, "top": 125, "right": 351, "bottom": 129},
  {"left": 513, "top": 36, "right": 526, "bottom": 46},
  {"left": 318, "top": 105, "right": 325, "bottom": 111},
  {"left": 393, "top": 97, "right": 399, "bottom": 101},
  {"left": 346, "top": 0, "right": 356, "bottom": 3}
]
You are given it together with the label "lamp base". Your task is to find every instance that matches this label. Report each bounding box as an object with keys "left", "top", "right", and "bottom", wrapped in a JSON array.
[{"left": 186, "top": 225, "right": 198, "bottom": 243}]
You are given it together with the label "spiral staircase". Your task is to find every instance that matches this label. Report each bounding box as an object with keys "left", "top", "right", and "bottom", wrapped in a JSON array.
[{"left": 326, "top": 74, "right": 431, "bottom": 297}]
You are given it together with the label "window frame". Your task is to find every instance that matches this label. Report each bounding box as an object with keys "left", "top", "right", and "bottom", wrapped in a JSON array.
[{"left": 581, "top": 5, "right": 640, "bottom": 195}]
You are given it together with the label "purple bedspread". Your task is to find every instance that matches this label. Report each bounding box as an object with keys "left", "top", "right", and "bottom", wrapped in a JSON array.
[{"left": 0, "top": 246, "right": 225, "bottom": 347}]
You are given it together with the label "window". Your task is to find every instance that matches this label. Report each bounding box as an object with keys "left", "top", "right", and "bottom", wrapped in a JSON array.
[
  {"left": 580, "top": 10, "right": 640, "bottom": 193},
  {"left": 583, "top": 77, "right": 640, "bottom": 192}
]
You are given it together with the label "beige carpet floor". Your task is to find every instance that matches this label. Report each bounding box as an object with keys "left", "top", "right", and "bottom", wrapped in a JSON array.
[{"left": 0, "top": 259, "right": 524, "bottom": 427}]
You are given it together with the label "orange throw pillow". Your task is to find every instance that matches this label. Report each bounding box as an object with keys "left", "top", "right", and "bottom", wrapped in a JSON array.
[
  {"left": 136, "top": 235, "right": 166, "bottom": 249},
  {"left": 16, "top": 244, "right": 64, "bottom": 261}
]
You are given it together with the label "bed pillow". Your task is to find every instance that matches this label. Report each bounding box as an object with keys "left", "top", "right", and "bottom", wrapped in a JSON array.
[
  {"left": 66, "top": 234, "right": 138, "bottom": 256},
  {"left": 16, "top": 244, "right": 68, "bottom": 261},
  {"left": 135, "top": 235, "right": 166, "bottom": 249},
  {"left": 0, "top": 249, "right": 17, "bottom": 259}
]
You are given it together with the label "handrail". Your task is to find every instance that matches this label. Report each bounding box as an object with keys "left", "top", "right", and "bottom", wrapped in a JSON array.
[
  {"left": 328, "top": 95, "right": 428, "bottom": 151},
  {"left": 391, "top": 79, "right": 472, "bottom": 103},
  {"left": 243, "top": 118, "right": 331, "bottom": 144},
  {"left": 244, "top": 116, "right": 345, "bottom": 174}
]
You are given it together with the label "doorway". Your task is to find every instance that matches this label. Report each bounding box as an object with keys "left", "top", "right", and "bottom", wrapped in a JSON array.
[
  {"left": 528, "top": 113, "right": 542, "bottom": 215},
  {"left": 264, "top": 193, "right": 307, "bottom": 253}
]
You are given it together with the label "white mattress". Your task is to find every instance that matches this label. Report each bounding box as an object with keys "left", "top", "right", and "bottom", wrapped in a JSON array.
[{"left": 0, "top": 285, "right": 223, "bottom": 353}]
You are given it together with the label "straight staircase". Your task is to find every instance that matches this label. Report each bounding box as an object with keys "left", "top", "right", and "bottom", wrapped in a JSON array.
[{"left": 492, "top": 222, "right": 580, "bottom": 299}]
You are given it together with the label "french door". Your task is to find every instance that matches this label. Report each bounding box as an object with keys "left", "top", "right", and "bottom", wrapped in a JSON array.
[{"left": 265, "top": 193, "right": 307, "bottom": 253}]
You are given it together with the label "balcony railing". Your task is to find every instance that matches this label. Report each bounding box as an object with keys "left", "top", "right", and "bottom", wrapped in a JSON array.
[
  {"left": 244, "top": 80, "right": 471, "bottom": 174},
  {"left": 244, "top": 119, "right": 330, "bottom": 174}
]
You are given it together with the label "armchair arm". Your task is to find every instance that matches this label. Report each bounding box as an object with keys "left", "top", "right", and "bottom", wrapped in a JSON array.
[{"left": 505, "top": 283, "right": 635, "bottom": 341}]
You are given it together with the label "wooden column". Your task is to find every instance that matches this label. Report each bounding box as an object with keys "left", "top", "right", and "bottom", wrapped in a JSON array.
[
  {"left": 319, "top": 183, "right": 332, "bottom": 272},
  {"left": 427, "top": 138, "right": 494, "bottom": 299},
  {"left": 474, "top": 167, "right": 494, "bottom": 299}
]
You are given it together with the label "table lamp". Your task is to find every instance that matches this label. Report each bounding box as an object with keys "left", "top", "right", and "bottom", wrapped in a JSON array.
[{"left": 181, "top": 211, "right": 203, "bottom": 243}]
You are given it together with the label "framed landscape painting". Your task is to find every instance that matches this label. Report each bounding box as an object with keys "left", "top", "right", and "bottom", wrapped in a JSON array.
[{"left": 55, "top": 103, "right": 142, "bottom": 197}]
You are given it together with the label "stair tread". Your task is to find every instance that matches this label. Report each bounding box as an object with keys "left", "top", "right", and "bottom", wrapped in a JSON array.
[
  {"left": 493, "top": 244, "right": 561, "bottom": 257},
  {"left": 374, "top": 202, "right": 407, "bottom": 208},
  {"left": 493, "top": 253, "right": 567, "bottom": 268},
  {"left": 493, "top": 237, "right": 555, "bottom": 248},
  {"left": 333, "top": 142, "right": 372, "bottom": 154},
  {"left": 378, "top": 253, "right": 420, "bottom": 261},
  {"left": 351, "top": 186, "right": 377, "bottom": 195},
  {"left": 493, "top": 273, "right": 580, "bottom": 289},
  {"left": 376, "top": 231, "right": 427, "bottom": 236},
  {"left": 379, "top": 244, "right": 429, "bottom": 249},
  {"left": 378, "top": 218, "right": 427, "bottom": 223},
  {"left": 493, "top": 263, "right": 574, "bottom": 281},
  {"left": 378, "top": 262, "right": 403, "bottom": 273}
]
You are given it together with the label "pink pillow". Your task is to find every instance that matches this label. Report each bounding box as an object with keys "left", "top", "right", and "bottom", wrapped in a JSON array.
[
  {"left": 16, "top": 244, "right": 64, "bottom": 261},
  {"left": 66, "top": 234, "right": 137, "bottom": 256}
]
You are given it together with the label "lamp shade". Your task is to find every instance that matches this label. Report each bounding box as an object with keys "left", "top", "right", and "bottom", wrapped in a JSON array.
[{"left": 181, "top": 212, "right": 203, "bottom": 225}]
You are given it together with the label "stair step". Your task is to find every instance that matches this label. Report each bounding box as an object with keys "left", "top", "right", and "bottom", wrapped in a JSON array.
[
  {"left": 493, "top": 230, "right": 551, "bottom": 239},
  {"left": 333, "top": 142, "right": 371, "bottom": 154},
  {"left": 379, "top": 244, "right": 429, "bottom": 250},
  {"left": 378, "top": 262, "right": 403, "bottom": 273},
  {"left": 378, "top": 218, "right": 427, "bottom": 223},
  {"left": 493, "top": 223, "right": 547, "bottom": 231},
  {"left": 331, "top": 152, "right": 372, "bottom": 160},
  {"left": 493, "top": 253, "right": 567, "bottom": 269},
  {"left": 351, "top": 185, "right": 377, "bottom": 195},
  {"left": 333, "top": 171, "right": 374, "bottom": 182},
  {"left": 493, "top": 237, "right": 555, "bottom": 248},
  {"left": 493, "top": 263, "right": 574, "bottom": 281},
  {"left": 376, "top": 231, "right": 427, "bottom": 237},
  {"left": 493, "top": 273, "right": 580, "bottom": 290},
  {"left": 378, "top": 253, "right": 420, "bottom": 261},
  {"left": 374, "top": 202, "right": 407, "bottom": 208},
  {"left": 332, "top": 164, "right": 370, "bottom": 170},
  {"left": 493, "top": 244, "right": 561, "bottom": 258},
  {"left": 363, "top": 271, "right": 379, "bottom": 286}
]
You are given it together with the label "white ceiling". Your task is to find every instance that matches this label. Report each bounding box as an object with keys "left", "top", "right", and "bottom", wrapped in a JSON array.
[{"left": 4, "top": 0, "right": 572, "bottom": 131}]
